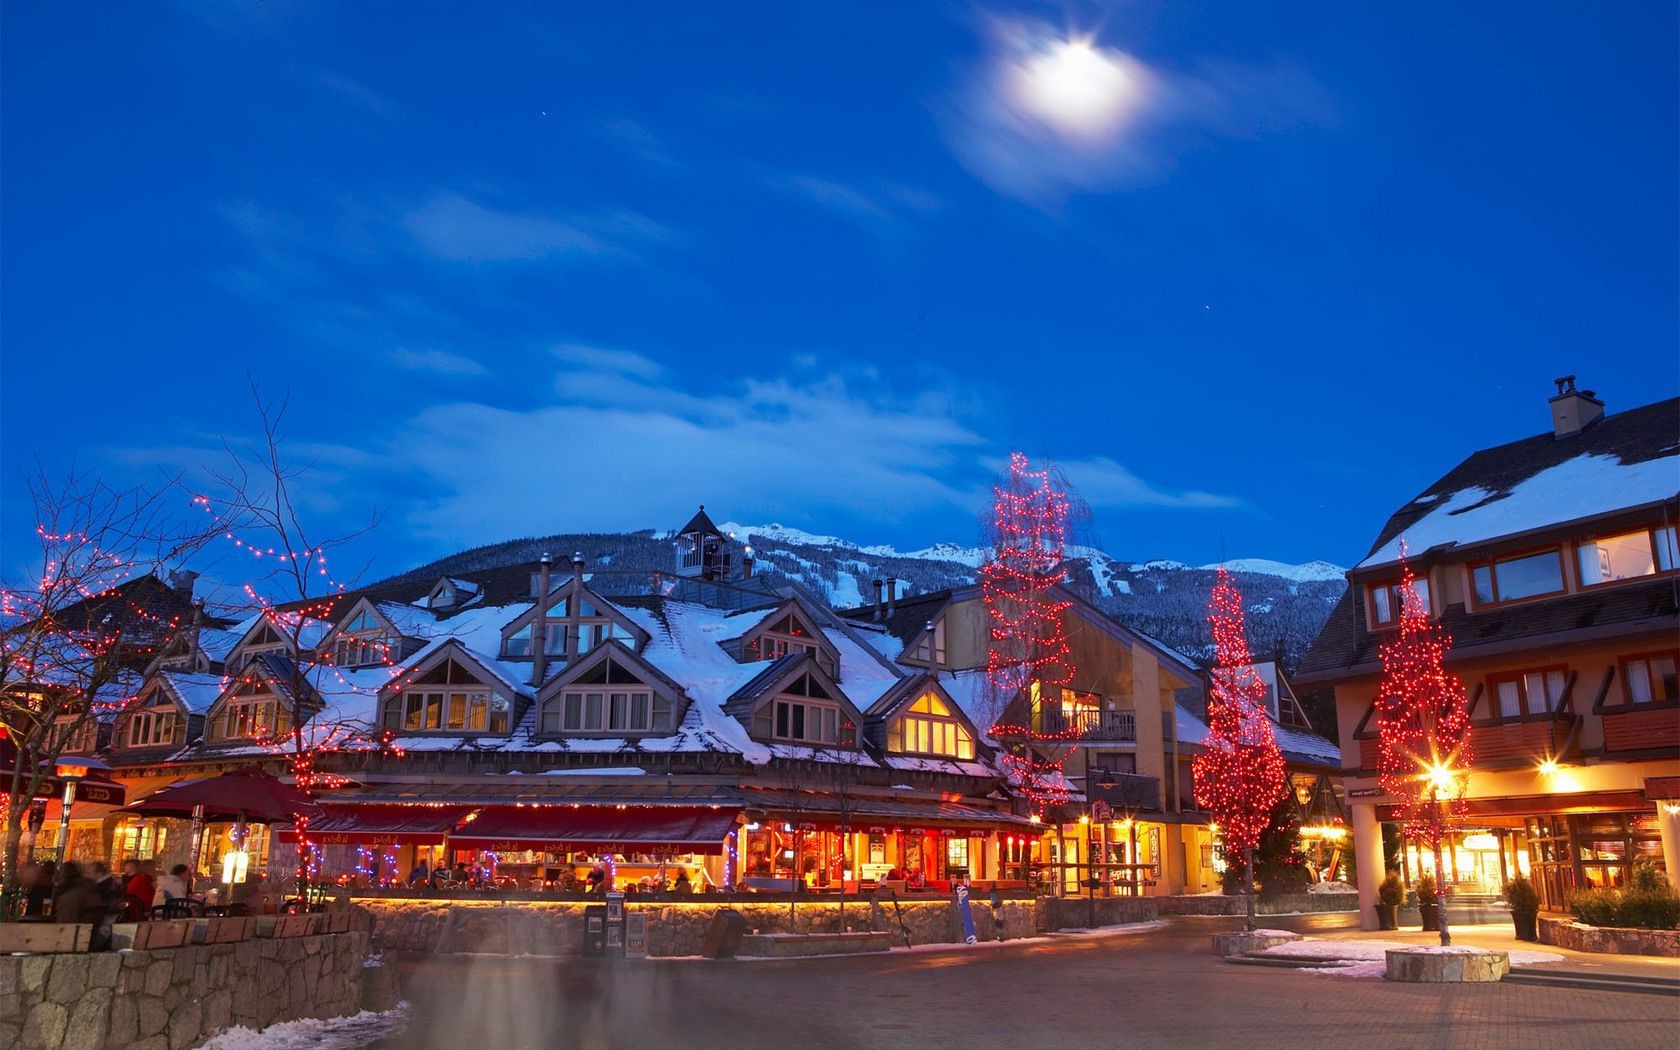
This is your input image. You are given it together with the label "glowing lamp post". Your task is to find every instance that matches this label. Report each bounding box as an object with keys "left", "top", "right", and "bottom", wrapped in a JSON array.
[{"left": 52, "top": 760, "right": 90, "bottom": 862}]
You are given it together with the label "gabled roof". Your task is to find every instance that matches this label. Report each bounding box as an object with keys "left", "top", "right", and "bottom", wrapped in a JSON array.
[
  {"left": 156, "top": 671, "right": 228, "bottom": 715},
  {"left": 1356, "top": 396, "right": 1679, "bottom": 573},
  {"left": 383, "top": 637, "right": 535, "bottom": 701},
  {"left": 677, "top": 506, "right": 726, "bottom": 538},
  {"left": 1172, "top": 700, "right": 1341, "bottom": 769},
  {"left": 535, "top": 638, "right": 690, "bottom": 703}
]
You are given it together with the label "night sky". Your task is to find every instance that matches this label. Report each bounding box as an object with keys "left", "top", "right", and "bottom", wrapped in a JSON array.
[{"left": 3, "top": 2, "right": 1675, "bottom": 580}]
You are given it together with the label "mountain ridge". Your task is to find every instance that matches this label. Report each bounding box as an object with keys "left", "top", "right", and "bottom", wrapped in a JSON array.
[{"left": 376, "top": 523, "right": 1348, "bottom": 670}]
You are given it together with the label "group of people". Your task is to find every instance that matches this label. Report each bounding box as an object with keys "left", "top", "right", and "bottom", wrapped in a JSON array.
[
  {"left": 15, "top": 858, "right": 195, "bottom": 948},
  {"left": 405, "top": 858, "right": 481, "bottom": 889}
]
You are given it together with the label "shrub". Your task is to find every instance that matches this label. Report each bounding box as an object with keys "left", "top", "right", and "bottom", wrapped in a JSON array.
[
  {"left": 1378, "top": 871, "right": 1405, "bottom": 907},
  {"left": 1414, "top": 872, "right": 1437, "bottom": 905},
  {"left": 1628, "top": 860, "right": 1668, "bottom": 895},
  {"left": 1616, "top": 890, "right": 1680, "bottom": 930},
  {"left": 1568, "top": 887, "right": 1620, "bottom": 927},
  {"left": 1504, "top": 876, "right": 1540, "bottom": 914}
]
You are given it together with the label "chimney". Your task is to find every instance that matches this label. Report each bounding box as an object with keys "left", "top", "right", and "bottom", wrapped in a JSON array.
[
  {"left": 168, "top": 569, "right": 200, "bottom": 600},
  {"left": 572, "top": 552, "right": 586, "bottom": 575},
  {"left": 742, "top": 545, "right": 755, "bottom": 578},
  {"left": 1549, "top": 375, "right": 1604, "bottom": 439},
  {"left": 886, "top": 577, "right": 898, "bottom": 616},
  {"left": 872, "top": 579, "right": 885, "bottom": 622},
  {"left": 532, "top": 553, "right": 553, "bottom": 686}
]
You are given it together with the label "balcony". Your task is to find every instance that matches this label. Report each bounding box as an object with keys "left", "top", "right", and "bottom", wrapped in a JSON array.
[
  {"left": 1086, "top": 770, "right": 1161, "bottom": 811},
  {"left": 1601, "top": 706, "right": 1679, "bottom": 754},
  {"left": 1029, "top": 707, "right": 1137, "bottom": 741}
]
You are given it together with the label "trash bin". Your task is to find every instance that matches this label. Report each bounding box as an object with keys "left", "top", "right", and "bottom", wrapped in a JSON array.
[
  {"left": 701, "top": 908, "right": 746, "bottom": 959},
  {"left": 581, "top": 904, "right": 607, "bottom": 957}
]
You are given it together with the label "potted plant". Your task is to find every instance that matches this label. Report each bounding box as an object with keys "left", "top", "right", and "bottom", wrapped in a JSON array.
[
  {"left": 1376, "top": 871, "right": 1404, "bottom": 931},
  {"left": 1415, "top": 872, "right": 1440, "bottom": 932},
  {"left": 1505, "top": 876, "right": 1540, "bottom": 941}
]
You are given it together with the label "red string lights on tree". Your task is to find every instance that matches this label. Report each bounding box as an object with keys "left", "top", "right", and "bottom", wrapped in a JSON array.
[
  {"left": 982, "top": 453, "right": 1082, "bottom": 814},
  {"left": 1192, "top": 568, "right": 1286, "bottom": 931},
  {"left": 1374, "top": 554, "right": 1472, "bottom": 947}
]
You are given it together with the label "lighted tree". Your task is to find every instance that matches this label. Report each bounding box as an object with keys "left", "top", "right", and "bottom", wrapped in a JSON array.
[
  {"left": 1192, "top": 568, "right": 1287, "bottom": 931},
  {"left": 982, "top": 453, "right": 1082, "bottom": 815},
  {"left": 1, "top": 468, "right": 217, "bottom": 918},
  {"left": 1374, "top": 558, "right": 1472, "bottom": 947},
  {"left": 202, "top": 395, "right": 392, "bottom": 899}
]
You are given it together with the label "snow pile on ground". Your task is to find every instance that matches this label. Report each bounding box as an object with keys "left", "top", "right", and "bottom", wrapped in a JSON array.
[
  {"left": 1263, "top": 938, "right": 1563, "bottom": 978},
  {"left": 1307, "top": 881, "right": 1355, "bottom": 894},
  {"left": 196, "top": 1005, "right": 409, "bottom": 1049}
]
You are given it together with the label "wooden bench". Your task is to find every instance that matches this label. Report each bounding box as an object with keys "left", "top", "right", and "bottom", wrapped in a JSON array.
[{"left": 0, "top": 922, "right": 90, "bottom": 953}]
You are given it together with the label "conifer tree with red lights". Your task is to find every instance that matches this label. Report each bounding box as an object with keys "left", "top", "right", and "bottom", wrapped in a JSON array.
[
  {"left": 1192, "top": 568, "right": 1287, "bottom": 931},
  {"left": 983, "top": 453, "right": 1083, "bottom": 815},
  {"left": 1374, "top": 557, "right": 1472, "bottom": 947}
]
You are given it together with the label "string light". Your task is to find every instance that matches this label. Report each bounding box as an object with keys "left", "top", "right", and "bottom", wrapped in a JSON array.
[
  {"left": 982, "top": 453, "right": 1080, "bottom": 814},
  {"left": 1374, "top": 554, "right": 1474, "bottom": 846},
  {"left": 1191, "top": 568, "right": 1287, "bottom": 860}
]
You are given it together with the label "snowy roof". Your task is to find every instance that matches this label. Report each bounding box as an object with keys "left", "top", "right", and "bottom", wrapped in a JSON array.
[
  {"left": 372, "top": 600, "right": 439, "bottom": 638},
  {"left": 1356, "top": 398, "right": 1679, "bottom": 572},
  {"left": 1173, "top": 702, "right": 1341, "bottom": 767},
  {"left": 159, "top": 671, "right": 229, "bottom": 715}
]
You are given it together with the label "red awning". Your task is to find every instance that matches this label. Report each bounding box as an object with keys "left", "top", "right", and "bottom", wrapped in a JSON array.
[
  {"left": 274, "top": 805, "right": 472, "bottom": 847},
  {"left": 449, "top": 805, "right": 739, "bottom": 855}
]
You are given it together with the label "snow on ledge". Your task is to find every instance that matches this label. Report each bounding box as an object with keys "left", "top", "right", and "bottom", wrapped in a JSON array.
[{"left": 195, "top": 1004, "right": 409, "bottom": 1049}]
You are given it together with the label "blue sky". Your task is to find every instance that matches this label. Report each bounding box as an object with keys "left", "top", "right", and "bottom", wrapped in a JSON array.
[{"left": 3, "top": 1, "right": 1676, "bottom": 581}]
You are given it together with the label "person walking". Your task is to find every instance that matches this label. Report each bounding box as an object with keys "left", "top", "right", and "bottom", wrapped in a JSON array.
[
  {"left": 154, "top": 864, "right": 191, "bottom": 908},
  {"left": 88, "top": 862, "right": 122, "bottom": 949}
]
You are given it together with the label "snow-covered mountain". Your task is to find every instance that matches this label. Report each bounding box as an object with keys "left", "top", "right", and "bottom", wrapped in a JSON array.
[{"left": 379, "top": 523, "right": 1347, "bottom": 671}]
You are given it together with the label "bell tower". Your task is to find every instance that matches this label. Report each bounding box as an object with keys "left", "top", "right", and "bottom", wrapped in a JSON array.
[{"left": 673, "top": 505, "right": 736, "bottom": 581}]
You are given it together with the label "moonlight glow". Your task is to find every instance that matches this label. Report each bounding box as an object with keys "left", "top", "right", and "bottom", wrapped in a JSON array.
[{"left": 1010, "top": 37, "right": 1148, "bottom": 141}]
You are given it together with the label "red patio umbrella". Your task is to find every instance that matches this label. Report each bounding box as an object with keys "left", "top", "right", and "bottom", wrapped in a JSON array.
[
  {"left": 121, "top": 766, "right": 324, "bottom": 877},
  {"left": 121, "top": 766, "right": 322, "bottom": 823}
]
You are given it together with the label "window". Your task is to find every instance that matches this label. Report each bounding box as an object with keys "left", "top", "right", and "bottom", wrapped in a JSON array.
[
  {"left": 751, "top": 613, "right": 820, "bottom": 664},
  {"left": 1577, "top": 526, "right": 1678, "bottom": 587},
  {"left": 1368, "top": 577, "right": 1431, "bottom": 626},
  {"left": 888, "top": 692, "right": 976, "bottom": 759},
  {"left": 217, "top": 697, "right": 278, "bottom": 740},
  {"left": 541, "top": 689, "right": 654, "bottom": 733},
  {"left": 773, "top": 698, "right": 841, "bottom": 744},
  {"left": 1488, "top": 667, "right": 1567, "bottom": 719},
  {"left": 1621, "top": 652, "right": 1679, "bottom": 704},
  {"left": 908, "top": 619, "right": 948, "bottom": 665},
  {"left": 329, "top": 609, "right": 399, "bottom": 668},
  {"left": 382, "top": 690, "right": 506, "bottom": 733},
  {"left": 126, "top": 710, "right": 178, "bottom": 747},
  {"left": 1471, "top": 550, "right": 1565, "bottom": 606}
]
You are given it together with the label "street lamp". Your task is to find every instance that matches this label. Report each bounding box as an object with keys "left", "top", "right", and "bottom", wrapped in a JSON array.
[
  {"left": 52, "top": 760, "right": 90, "bottom": 862},
  {"left": 1420, "top": 759, "right": 1460, "bottom": 947}
]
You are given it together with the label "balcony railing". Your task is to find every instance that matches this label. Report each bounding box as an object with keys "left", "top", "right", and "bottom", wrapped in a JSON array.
[{"left": 1024, "top": 707, "right": 1137, "bottom": 741}]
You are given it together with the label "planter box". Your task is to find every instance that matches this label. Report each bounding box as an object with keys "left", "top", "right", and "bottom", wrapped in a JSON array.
[
  {"left": 737, "top": 931, "right": 894, "bottom": 958},
  {"left": 0, "top": 922, "right": 89, "bottom": 953},
  {"left": 1384, "top": 947, "right": 1508, "bottom": 983},
  {"left": 1538, "top": 916, "right": 1680, "bottom": 957}
]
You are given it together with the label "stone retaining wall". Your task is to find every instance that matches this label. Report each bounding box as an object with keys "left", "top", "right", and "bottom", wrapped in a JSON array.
[
  {"left": 356, "top": 893, "right": 1157, "bottom": 957},
  {"left": 1538, "top": 916, "right": 1680, "bottom": 957},
  {"left": 1157, "top": 892, "right": 1358, "bottom": 916},
  {"left": 0, "top": 931, "right": 376, "bottom": 1050}
]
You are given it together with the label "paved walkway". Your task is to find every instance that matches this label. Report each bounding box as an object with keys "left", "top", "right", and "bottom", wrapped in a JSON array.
[{"left": 371, "top": 914, "right": 1677, "bottom": 1050}]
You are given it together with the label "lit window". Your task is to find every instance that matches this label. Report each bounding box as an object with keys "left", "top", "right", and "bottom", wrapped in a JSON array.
[
  {"left": 1472, "top": 550, "right": 1565, "bottom": 606},
  {"left": 1577, "top": 526, "right": 1678, "bottom": 587},
  {"left": 1621, "top": 653, "right": 1679, "bottom": 704},
  {"left": 773, "top": 698, "right": 840, "bottom": 745},
  {"left": 1369, "top": 577, "right": 1431, "bottom": 626},
  {"left": 888, "top": 692, "right": 975, "bottom": 759},
  {"left": 382, "top": 690, "right": 505, "bottom": 733},
  {"left": 1488, "top": 668, "right": 1566, "bottom": 719}
]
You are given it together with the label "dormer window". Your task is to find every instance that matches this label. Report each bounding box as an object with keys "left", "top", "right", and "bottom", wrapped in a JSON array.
[
  {"left": 1576, "top": 526, "right": 1678, "bottom": 588},
  {"left": 771, "top": 672, "right": 846, "bottom": 745},
  {"left": 383, "top": 688, "right": 505, "bottom": 733},
  {"left": 1368, "top": 577, "right": 1431, "bottom": 626},
  {"left": 427, "top": 577, "right": 481, "bottom": 610},
  {"left": 751, "top": 614, "right": 817, "bottom": 662},
  {"left": 502, "top": 591, "right": 642, "bottom": 661},
  {"left": 126, "top": 707, "right": 178, "bottom": 748},
  {"left": 61, "top": 718, "right": 101, "bottom": 754},
  {"left": 908, "top": 619, "right": 947, "bottom": 665},
  {"left": 536, "top": 650, "right": 673, "bottom": 735},
  {"left": 887, "top": 691, "right": 974, "bottom": 759},
  {"left": 210, "top": 680, "right": 281, "bottom": 742},
  {"left": 1471, "top": 549, "right": 1565, "bottom": 607},
  {"left": 329, "top": 608, "right": 399, "bottom": 668}
]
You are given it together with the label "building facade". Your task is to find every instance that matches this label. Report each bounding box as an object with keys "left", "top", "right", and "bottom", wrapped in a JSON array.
[{"left": 1297, "top": 381, "right": 1680, "bottom": 924}]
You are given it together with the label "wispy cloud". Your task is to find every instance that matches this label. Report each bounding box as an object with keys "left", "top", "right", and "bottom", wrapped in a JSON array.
[
  {"left": 939, "top": 16, "right": 1335, "bottom": 205},
  {"left": 392, "top": 347, "right": 489, "bottom": 376},
  {"left": 1058, "top": 455, "right": 1245, "bottom": 511},
  {"left": 757, "top": 169, "right": 943, "bottom": 233},
  {"left": 402, "top": 193, "right": 671, "bottom": 264}
]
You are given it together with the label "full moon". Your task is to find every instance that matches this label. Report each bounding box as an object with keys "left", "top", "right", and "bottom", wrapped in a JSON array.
[{"left": 1011, "top": 37, "right": 1146, "bottom": 141}]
